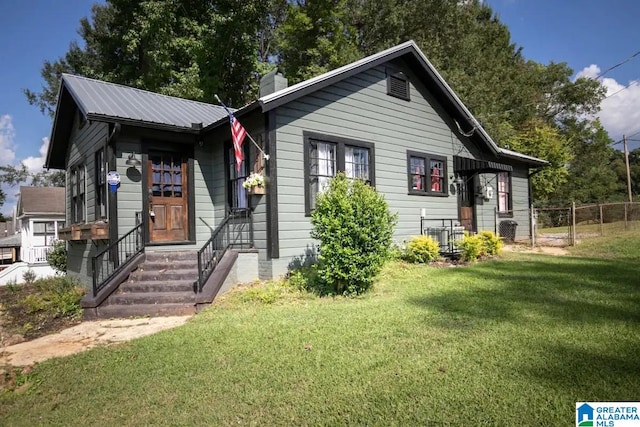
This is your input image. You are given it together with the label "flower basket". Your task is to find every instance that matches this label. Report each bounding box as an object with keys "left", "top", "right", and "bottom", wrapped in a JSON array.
[
  {"left": 243, "top": 172, "right": 266, "bottom": 195},
  {"left": 249, "top": 185, "right": 265, "bottom": 195}
]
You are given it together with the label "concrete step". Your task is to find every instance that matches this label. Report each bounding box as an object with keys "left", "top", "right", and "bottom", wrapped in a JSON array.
[
  {"left": 107, "top": 291, "right": 195, "bottom": 305},
  {"left": 93, "top": 303, "right": 196, "bottom": 319},
  {"left": 128, "top": 269, "right": 198, "bottom": 282},
  {"left": 144, "top": 251, "right": 199, "bottom": 263},
  {"left": 118, "top": 280, "right": 195, "bottom": 293},
  {"left": 140, "top": 259, "right": 198, "bottom": 271}
]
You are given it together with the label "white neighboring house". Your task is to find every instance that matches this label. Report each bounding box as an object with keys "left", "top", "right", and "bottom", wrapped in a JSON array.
[{"left": 0, "top": 186, "right": 65, "bottom": 286}]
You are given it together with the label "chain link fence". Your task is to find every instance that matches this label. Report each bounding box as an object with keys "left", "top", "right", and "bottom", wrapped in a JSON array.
[{"left": 530, "top": 202, "right": 640, "bottom": 247}]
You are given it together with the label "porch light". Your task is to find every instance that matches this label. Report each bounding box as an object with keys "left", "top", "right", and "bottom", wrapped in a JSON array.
[{"left": 126, "top": 153, "right": 142, "bottom": 168}]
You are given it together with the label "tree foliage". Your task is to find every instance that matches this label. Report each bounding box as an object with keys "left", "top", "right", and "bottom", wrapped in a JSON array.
[
  {"left": 0, "top": 165, "right": 65, "bottom": 213},
  {"left": 27, "top": 0, "right": 630, "bottom": 204}
]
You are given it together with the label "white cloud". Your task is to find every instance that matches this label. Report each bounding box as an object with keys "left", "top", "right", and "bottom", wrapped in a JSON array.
[
  {"left": 0, "top": 115, "right": 52, "bottom": 216},
  {"left": 0, "top": 114, "right": 17, "bottom": 164},
  {"left": 21, "top": 136, "right": 49, "bottom": 173},
  {"left": 576, "top": 64, "right": 640, "bottom": 144}
]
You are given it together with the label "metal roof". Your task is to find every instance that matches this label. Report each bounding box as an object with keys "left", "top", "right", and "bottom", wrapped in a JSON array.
[{"left": 62, "top": 74, "right": 229, "bottom": 129}]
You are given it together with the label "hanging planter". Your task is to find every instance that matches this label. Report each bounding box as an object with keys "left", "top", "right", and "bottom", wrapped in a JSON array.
[
  {"left": 248, "top": 185, "right": 265, "bottom": 195},
  {"left": 243, "top": 172, "right": 266, "bottom": 195}
]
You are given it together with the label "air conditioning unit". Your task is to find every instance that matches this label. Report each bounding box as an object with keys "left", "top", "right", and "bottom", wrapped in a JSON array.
[
  {"left": 425, "top": 226, "right": 466, "bottom": 253},
  {"left": 424, "top": 227, "right": 448, "bottom": 249}
]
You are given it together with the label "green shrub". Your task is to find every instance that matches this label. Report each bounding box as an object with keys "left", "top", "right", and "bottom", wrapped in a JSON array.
[
  {"left": 22, "top": 269, "right": 37, "bottom": 285},
  {"left": 47, "top": 240, "right": 67, "bottom": 273},
  {"left": 311, "top": 173, "right": 397, "bottom": 295},
  {"left": 403, "top": 235, "right": 441, "bottom": 263},
  {"left": 286, "top": 265, "right": 333, "bottom": 296},
  {"left": 23, "top": 294, "right": 48, "bottom": 313},
  {"left": 479, "top": 230, "right": 503, "bottom": 256},
  {"left": 458, "top": 233, "right": 484, "bottom": 262},
  {"left": 24, "top": 277, "right": 84, "bottom": 318}
]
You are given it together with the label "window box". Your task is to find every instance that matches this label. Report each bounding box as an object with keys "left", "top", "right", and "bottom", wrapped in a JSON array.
[{"left": 58, "top": 222, "right": 109, "bottom": 241}]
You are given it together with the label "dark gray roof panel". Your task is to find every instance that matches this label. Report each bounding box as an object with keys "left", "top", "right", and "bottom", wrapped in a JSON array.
[{"left": 62, "top": 74, "right": 228, "bottom": 129}]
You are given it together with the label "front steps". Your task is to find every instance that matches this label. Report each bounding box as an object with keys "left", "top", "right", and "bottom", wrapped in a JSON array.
[{"left": 89, "top": 251, "right": 199, "bottom": 318}]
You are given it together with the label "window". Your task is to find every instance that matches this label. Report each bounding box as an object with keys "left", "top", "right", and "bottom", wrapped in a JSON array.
[
  {"left": 70, "top": 164, "right": 86, "bottom": 223},
  {"left": 95, "top": 149, "right": 107, "bottom": 220},
  {"left": 227, "top": 144, "right": 250, "bottom": 210},
  {"left": 407, "top": 151, "right": 447, "bottom": 196},
  {"left": 497, "top": 172, "right": 511, "bottom": 214},
  {"left": 33, "top": 221, "right": 56, "bottom": 246},
  {"left": 304, "top": 132, "right": 374, "bottom": 215},
  {"left": 387, "top": 71, "right": 410, "bottom": 101}
]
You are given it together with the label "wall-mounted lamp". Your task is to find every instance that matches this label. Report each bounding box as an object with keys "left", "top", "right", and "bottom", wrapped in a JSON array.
[{"left": 126, "top": 153, "right": 142, "bottom": 168}]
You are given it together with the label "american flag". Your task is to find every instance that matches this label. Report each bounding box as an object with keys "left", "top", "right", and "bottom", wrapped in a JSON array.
[{"left": 229, "top": 114, "right": 247, "bottom": 172}]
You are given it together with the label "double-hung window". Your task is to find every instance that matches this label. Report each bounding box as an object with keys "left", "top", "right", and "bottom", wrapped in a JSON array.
[
  {"left": 70, "top": 164, "right": 86, "bottom": 223},
  {"left": 407, "top": 151, "right": 447, "bottom": 196},
  {"left": 497, "top": 172, "right": 512, "bottom": 215},
  {"left": 228, "top": 144, "right": 250, "bottom": 210},
  {"left": 33, "top": 221, "right": 56, "bottom": 246},
  {"left": 304, "top": 132, "right": 374, "bottom": 215}
]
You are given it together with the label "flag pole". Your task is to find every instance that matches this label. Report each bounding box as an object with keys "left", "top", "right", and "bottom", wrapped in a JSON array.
[{"left": 215, "top": 94, "right": 270, "bottom": 161}]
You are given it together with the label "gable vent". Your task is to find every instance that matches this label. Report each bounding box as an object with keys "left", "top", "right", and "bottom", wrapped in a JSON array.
[{"left": 387, "top": 72, "right": 410, "bottom": 101}]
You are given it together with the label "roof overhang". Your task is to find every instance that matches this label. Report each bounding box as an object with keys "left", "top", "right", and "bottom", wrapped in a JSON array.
[{"left": 454, "top": 156, "right": 513, "bottom": 174}]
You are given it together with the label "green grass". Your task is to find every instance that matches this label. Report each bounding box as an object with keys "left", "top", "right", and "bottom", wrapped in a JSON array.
[{"left": 2, "top": 236, "right": 640, "bottom": 426}]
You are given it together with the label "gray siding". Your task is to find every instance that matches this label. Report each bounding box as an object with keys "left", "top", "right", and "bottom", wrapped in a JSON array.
[
  {"left": 270, "top": 62, "right": 532, "bottom": 277},
  {"left": 64, "top": 116, "right": 109, "bottom": 289}
]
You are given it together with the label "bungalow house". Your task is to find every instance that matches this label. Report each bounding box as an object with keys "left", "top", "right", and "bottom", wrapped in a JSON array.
[
  {"left": 45, "top": 40, "right": 546, "bottom": 317},
  {"left": 0, "top": 186, "right": 65, "bottom": 285}
]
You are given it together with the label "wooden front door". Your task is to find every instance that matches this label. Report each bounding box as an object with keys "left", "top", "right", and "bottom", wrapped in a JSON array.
[
  {"left": 458, "top": 174, "right": 476, "bottom": 232},
  {"left": 148, "top": 152, "right": 188, "bottom": 242}
]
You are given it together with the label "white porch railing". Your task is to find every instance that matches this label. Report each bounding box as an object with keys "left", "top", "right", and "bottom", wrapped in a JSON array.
[{"left": 23, "top": 246, "right": 53, "bottom": 263}]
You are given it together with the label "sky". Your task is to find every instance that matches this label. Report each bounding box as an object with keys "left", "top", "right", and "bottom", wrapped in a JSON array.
[{"left": 1, "top": 0, "right": 640, "bottom": 215}]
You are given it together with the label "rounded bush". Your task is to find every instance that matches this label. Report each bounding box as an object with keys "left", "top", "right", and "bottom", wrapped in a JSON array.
[
  {"left": 311, "top": 173, "right": 397, "bottom": 295},
  {"left": 479, "top": 230, "right": 503, "bottom": 256},
  {"left": 404, "top": 235, "right": 441, "bottom": 263}
]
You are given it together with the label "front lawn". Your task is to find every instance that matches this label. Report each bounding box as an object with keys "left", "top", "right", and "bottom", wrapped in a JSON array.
[{"left": 1, "top": 235, "right": 639, "bottom": 425}]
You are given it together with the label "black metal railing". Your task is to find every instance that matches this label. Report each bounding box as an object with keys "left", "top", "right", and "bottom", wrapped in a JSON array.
[
  {"left": 420, "top": 218, "right": 466, "bottom": 254},
  {"left": 91, "top": 215, "right": 144, "bottom": 297},
  {"left": 196, "top": 208, "right": 253, "bottom": 292}
]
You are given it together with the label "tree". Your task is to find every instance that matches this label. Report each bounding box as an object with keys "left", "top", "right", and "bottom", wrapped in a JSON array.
[
  {"left": 276, "top": 0, "right": 361, "bottom": 83},
  {"left": 25, "top": 0, "right": 272, "bottom": 116},
  {"left": 559, "top": 119, "right": 620, "bottom": 204},
  {"left": 0, "top": 165, "right": 65, "bottom": 213},
  {"left": 505, "top": 120, "right": 572, "bottom": 203}
]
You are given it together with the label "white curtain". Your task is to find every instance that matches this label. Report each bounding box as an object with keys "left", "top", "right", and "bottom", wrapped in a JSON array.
[
  {"left": 317, "top": 142, "right": 335, "bottom": 192},
  {"left": 345, "top": 146, "right": 369, "bottom": 180}
]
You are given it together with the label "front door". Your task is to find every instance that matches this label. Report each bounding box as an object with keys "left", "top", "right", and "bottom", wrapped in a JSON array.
[
  {"left": 458, "top": 174, "right": 476, "bottom": 232},
  {"left": 148, "top": 152, "right": 188, "bottom": 242}
]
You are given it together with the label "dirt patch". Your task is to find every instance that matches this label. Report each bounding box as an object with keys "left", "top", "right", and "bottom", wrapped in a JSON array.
[
  {"left": 0, "top": 316, "right": 191, "bottom": 367},
  {"left": 503, "top": 244, "right": 569, "bottom": 256},
  {"left": 0, "top": 282, "right": 84, "bottom": 346}
]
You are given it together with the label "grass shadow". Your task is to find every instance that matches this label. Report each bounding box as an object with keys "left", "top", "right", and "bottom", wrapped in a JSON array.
[{"left": 407, "top": 255, "right": 640, "bottom": 328}]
